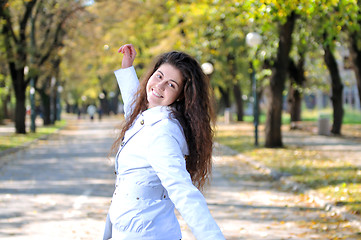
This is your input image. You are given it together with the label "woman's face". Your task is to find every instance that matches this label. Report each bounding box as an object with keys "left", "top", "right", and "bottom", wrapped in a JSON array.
[{"left": 146, "top": 63, "right": 184, "bottom": 108}]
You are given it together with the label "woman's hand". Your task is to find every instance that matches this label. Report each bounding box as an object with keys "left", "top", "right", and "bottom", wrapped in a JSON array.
[{"left": 118, "top": 44, "right": 137, "bottom": 69}]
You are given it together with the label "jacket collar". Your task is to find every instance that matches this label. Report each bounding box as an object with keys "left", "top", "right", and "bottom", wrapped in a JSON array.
[{"left": 140, "top": 106, "right": 173, "bottom": 126}]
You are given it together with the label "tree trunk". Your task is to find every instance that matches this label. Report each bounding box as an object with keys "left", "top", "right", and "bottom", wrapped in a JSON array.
[
  {"left": 0, "top": 103, "right": 3, "bottom": 125},
  {"left": 233, "top": 83, "right": 244, "bottom": 121},
  {"left": 265, "top": 12, "right": 296, "bottom": 147},
  {"left": 287, "top": 56, "right": 306, "bottom": 129},
  {"left": 4, "top": 38, "right": 27, "bottom": 133},
  {"left": 288, "top": 85, "right": 302, "bottom": 126},
  {"left": 14, "top": 95, "right": 26, "bottom": 133},
  {"left": 219, "top": 87, "right": 231, "bottom": 110},
  {"left": 99, "top": 90, "right": 110, "bottom": 115},
  {"left": 112, "top": 89, "right": 120, "bottom": 115},
  {"left": 227, "top": 52, "right": 243, "bottom": 121},
  {"left": 1, "top": 92, "right": 11, "bottom": 121},
  {"left": 11, "top": 66, "right": 27, "bottom": 134},
  {"left": 349, "top": 33, "right": 361, "bottom": 108},
  {"left": 4, "top": 92, "right": 11, "bottom": 119},
  {"left": 323, "top": 44, "right": 344, "bottom": 135},
  {"left": 2, "top": 0, "right": 37, "bottom": 134},
  {"left": 51, "top": 84, "right": 57, "bottom": 124},
  {"left": 39, "top": 88, "right": 51, "bottom": 125}
]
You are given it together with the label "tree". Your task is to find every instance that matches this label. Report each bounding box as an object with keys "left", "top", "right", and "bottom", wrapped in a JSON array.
[
  {"left": 1, "top": 0, "right": 38, "bottom": 133},
  {"left": 29, "top": 0, "right": 85, "bottom": 126},
  {"left": 0, "top": 33, "right": 12, "bottom": 122},
  {"left": 287, "top": 54, "right": 306, "bottom": 129},
  {"left": 248, "top": 0, "right": 352, "bottom": 145},
  {"left": 265, "top": 11, "right": 297, "bottom": 147},
  {"left": 343, "top": 0, "right": 361, "bottom": 108},
  {"left": 286, "top": 13, "right": 313, "bottom": 129},
  {"left": 169, "top": 0, "right": 250, "bottom": 119},
  {"left": 60, "top": 0, "right": 164, "bottom": 110},
  {"left": 349, "top": 31, "right": 361, "bottom": 108},
  {"left": 241, "top": 0, "right": 313, "bottom": 147},
  {"left": 323, "top": 40, "right": 344, "bottom": 134},
  {"left": 311, "top": 1, "right": 346, "bottom": 135},
  {"left": 0, "top": 0, "right": 85, "bottom": 133}
]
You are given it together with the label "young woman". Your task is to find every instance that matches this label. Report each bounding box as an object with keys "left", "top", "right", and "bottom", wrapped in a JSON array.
[{"left": 103, "top": 44, "right": 225, "bottom": 240}]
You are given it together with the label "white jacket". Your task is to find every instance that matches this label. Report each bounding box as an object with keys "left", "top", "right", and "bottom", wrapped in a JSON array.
[{"left": 103, "top": 66, "right": 225, "bottom": 240}]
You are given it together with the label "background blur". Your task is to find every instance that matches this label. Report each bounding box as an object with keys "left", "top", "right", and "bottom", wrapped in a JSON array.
[
  {"left": 1, "top": 1, "right": 361, "bottom": 238},
  {"left": 1, "top": 0, "right": 361, "bottom": 143}
]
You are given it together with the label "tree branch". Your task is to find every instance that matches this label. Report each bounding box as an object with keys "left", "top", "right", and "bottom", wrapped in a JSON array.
[
  {"left": 20, "top": 0, "right": 37, "bottom": 42},
  {"left": 39, "top": 5, "right": 85, "bottom": 65},
  {"left": 31, "top": 0, "right": 45, "bottom": 52},
  {"left": 1, "top": 2, "right": 19, "bottom": 43},
  {"left": 39, "top": 0, "right": 57, "bottom": 50}
]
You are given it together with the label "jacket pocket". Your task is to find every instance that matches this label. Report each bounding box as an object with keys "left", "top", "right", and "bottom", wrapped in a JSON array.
[{"left": 109, "top": 196, "right": 144, "bottom": 233}]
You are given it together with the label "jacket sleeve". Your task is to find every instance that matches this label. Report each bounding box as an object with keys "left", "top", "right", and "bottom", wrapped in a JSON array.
[
  {"left": 146, "top": 121, "right": 225, "bottom": 240},
  {"left": 114, "top": 66, "right": 139, "bottom": 118}
]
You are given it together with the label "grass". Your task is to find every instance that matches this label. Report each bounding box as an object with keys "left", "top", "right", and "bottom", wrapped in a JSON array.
[
  {"left": 241, "top": 107, "right": 361, "bottom": 125},
  {"left": 0, "top": 120, "right": 67, "bottom": 152},
  {"left": 215, "top": 121, "right": 361, "bottom": 215}
]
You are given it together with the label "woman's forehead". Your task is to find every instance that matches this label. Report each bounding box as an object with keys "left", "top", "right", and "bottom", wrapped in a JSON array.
[{"left": 157, "top": 64, "right": 183, "bottom": 82}]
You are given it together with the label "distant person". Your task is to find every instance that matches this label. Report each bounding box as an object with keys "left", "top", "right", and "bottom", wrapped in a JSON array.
[
  {"left": 98, "top": 107, "right": 103, "bottom": 121},
  {"left": 87, "top": 104, "right": 97, "bottom": 121},
  {"left": 102, "top": 44, "right": 225, "bottom": 239},
  {"left": 77, "top": 107, "right": 82, "bottom": 119}
]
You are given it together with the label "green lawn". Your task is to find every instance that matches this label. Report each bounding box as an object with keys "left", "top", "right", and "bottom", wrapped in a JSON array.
[
  {"left": 215, "top": 121, "right": 361, "bottom": 215},
  {"left": 241, "top": 107, "right": 361, "bottom": 124},
  {"left": 0, "top": 120, "right": 67, "bottom": 152}
]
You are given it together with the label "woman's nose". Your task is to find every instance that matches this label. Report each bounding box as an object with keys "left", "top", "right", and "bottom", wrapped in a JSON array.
[{"left": 156, "top": 81, "right": 166, "bottom": 90}]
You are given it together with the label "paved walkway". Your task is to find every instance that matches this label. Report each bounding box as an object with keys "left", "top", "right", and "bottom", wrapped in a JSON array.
[
  {"left": 0, "top": 118, "right": 44, "bottom": 137},
  {"left": 0, "top": 116, "right": 116, "bottom": 239},
  {"left": 283, "top": 128, "right": 361, "bottom": 167},
  {"left": 0, "top": 116, "right": 360, "bottom": 239},
  {"left": 180, "top": 143, "right": 360, "bottom": 239}
]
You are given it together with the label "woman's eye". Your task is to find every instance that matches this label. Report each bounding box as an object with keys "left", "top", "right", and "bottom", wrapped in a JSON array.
[
  {"left": 156, "top": 74, "right": 162, "bottom": 79},
  {"left": 168, "top": 82, "right": 175, "bottom": 88}
]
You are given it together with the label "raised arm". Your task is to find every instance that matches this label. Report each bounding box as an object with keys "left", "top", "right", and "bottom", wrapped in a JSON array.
[
  {"left": 114, "top": 44, "right": 139, "bottom": 118},
  {"left": 118, "top": 44, "right": 137, "bottom": 69}
]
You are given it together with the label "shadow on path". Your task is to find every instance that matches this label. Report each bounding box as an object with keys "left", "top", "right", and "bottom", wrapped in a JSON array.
[{"left": 0, "top": 116, "right": 120, "bottom": 239}]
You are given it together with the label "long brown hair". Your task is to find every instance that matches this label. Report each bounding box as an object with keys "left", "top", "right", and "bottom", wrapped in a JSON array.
[{"left": 112, "top": 51, "right": 215, "bottom": 189}]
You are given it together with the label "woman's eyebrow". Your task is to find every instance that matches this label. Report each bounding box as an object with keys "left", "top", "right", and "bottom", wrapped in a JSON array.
[
  {"left": 157, "top": 70, "right": 164, "bottom": 76},
  {"left": 157, "top": 70, "right": 179, "bottom": 87},
  {"left": 169, "top": 79, "right": 179, "bottom": 87}
]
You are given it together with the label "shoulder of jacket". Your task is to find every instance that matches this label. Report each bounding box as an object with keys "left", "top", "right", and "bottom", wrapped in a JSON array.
[
  {"left": 146, "top": 117, "right": 189, "bottom": 155},
  {"left": 151, "top": 117, "right": 180, "bottom": 130},
  {"left": 148, "top": 118, "right": 184, "bottom": 137}
]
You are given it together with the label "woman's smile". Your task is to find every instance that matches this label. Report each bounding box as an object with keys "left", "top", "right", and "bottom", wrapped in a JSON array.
[
  {"left": 151, "top": 88, "right": 163, "bottom": 98},
  {"left": 146, "top": 63, "right": 184, "bottom": 108}
]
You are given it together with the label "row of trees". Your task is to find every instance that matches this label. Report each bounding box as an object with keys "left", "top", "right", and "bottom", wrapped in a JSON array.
[
  {"left": 169, "top": 0, "right": 361, "bottom": 147},
  {"left": 0, "top": 0, "right": 87, "bottom": 132},
  {"left": 1, "top": 0, "right": 361, "bottom": 148}
]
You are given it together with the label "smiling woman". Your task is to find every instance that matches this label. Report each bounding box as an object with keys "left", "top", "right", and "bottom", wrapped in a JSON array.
[
  {"left": 146, "top": 64, "right": 184, "bottom": 108},
  {"left": 103, "top": 44, "right": 225, "bottom": 240}
]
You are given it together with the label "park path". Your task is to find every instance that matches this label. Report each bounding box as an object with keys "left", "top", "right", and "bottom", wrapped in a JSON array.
[
  {"left": 283, "top": 127, "right": 361, "bottom": 167},
  {"left": 180, "top": 143, "right": 359, "bottom": 240},
  {"left": 0, "top": 116, "right": 116, "bottom": 239},
  {"left": 0, "top": 116, "right": 359, "bottom": 239}
]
